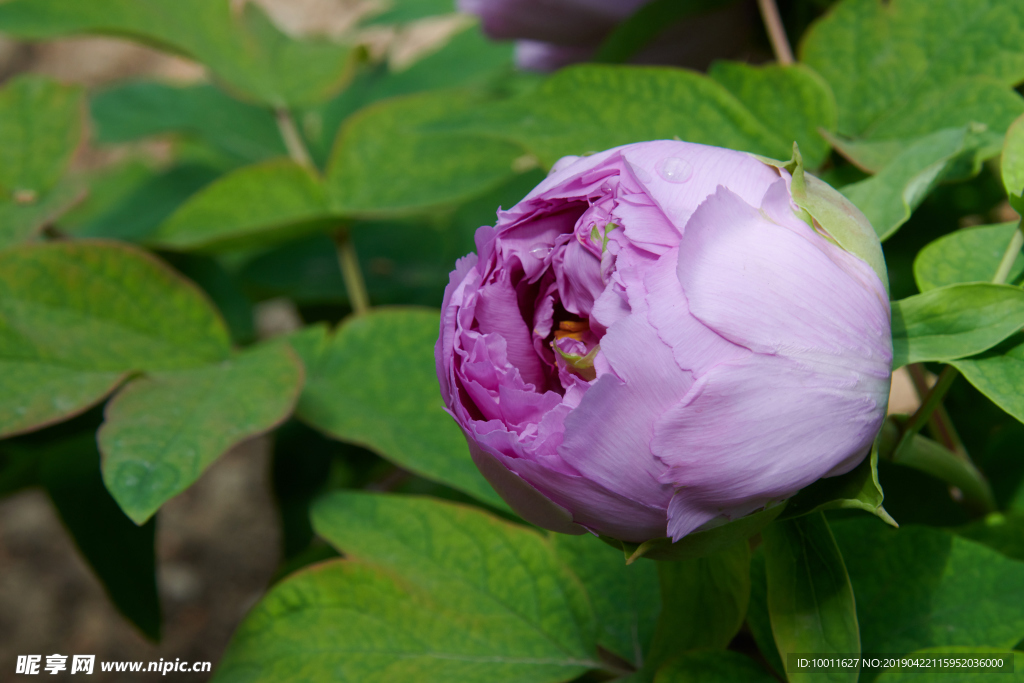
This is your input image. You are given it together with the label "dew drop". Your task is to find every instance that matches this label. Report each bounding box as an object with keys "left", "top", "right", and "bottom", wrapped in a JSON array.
[
  {"left": 529, "top": 244, "right": 552, "bottom": 259},
  {"left": 655, "top": 157, "right": 693, "bottom": 183},
  {"left": 626, "top": 161, "right": 652, "bottom": 183}
]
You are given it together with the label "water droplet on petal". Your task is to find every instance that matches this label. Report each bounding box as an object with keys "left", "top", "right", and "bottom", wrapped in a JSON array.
[
  {"left": 656, "top": 157, "right": 693, "bottom": 183},
  {"left": 529, "top": 244, "right": 552, "bottom": 259},
  {"left": 626, "top": 161, "right": 652, "bottom": 183}
]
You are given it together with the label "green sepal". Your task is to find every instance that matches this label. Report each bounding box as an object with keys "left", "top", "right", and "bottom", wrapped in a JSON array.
[
  {"left": 756, "top": 142, "right": 889, "bottom": 294},
  {"left": 601, "top": 502, "right": 785, "bottom": 564}
]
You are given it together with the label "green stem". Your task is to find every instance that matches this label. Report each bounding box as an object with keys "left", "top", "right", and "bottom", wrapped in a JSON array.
[
  {"left": 274, "top": 107, "right": 313, "bottom": 168},
  {"left": 992, "top": 220, "right": 1024, "bottom": 286},
  {"left": 756, "top": 0, "right": 794, "bottom": 65},
  {"left": 906, "top": 364, "right": 968, "bottom": 458},
  {"left": 274, "top": 107, "right": 371, "bottom": 315},
  {"left": 897, "top": 221, "right": 1024, "bottom": 445},
  {"left": 333, "top": 227, "right": 370, "bottom": 315}
]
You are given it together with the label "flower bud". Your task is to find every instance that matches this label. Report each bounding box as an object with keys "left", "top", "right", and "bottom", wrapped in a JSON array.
[{"left": 436, "top": 140, "right": 892, "bottom": 544}]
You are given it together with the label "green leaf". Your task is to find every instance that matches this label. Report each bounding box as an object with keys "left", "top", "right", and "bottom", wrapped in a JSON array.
[
  {"left": 832, "top": 517, "right": 1024, "bottom": 679},
  {"left": 645, "top": 542, "right": 750, "bottom": 673},
  {"left": 914, "top": 222, "right": 1024, "bottom": 291},
  {"left": 708, "top": 61, "right": 837, "bottom": 169},
  {"left": 654, "top": 651, "right": 777, "bottom": 683},
  {"left": 747, "top": 550, "right": 785, "bottom": 678},
  {"left": 1004, "top": 112, "right": 1024, "bottom": 210},
  {"left": 779, "top": 443, "right": 894, "bottom": 526},
  {"left": 38, "top": 432, "right": 160, "bottom": 639},
  {"left": 99, "top": 342, "right": 304, "bottom": 524},
  {"left": 438, "top": 64, "right": 795, "bottom": 168},
  {"left": 612, "top": 503, "right": 784, "bottom": 563},
  {"left": 152, "top": 160, "right": 331, "bottom": 251},
  {"left": 551, "top": 533, "right": 659, "bottom": 668},
  {"left": 91, "top": 81, "right": 285, "bottom": 165},
  {"left": 801, "top": 0, "right": 1024, "bottom": 139},
  {"left": 952, "top": 333, "right": 1024, "bottom": 425},
  {"left": 762, "top": 513, "right": 859, "bottom": 683},
  {"left": 955, "top": 511, "right": 1024, "bottom": 562},
  {"left": 309, "top": 25, "right": 514, "bottom": 165},
  {"left": 0, "top": 180, "right": 85, "bottom": 249},
  {"left": 875, "top": 648, "right": 1024, "bottom": 683},
  {"left": 0, "top": 0, "right": 359, "bottom": 108},
  {"left": 361, "top": 0, "right": 455, "bottom": 25},
  {"left": 890, "top": 283, "right": 1024, "bottom": 368},
  {"left": 841, "top": 126, "right": 989, "bottom": 240},
  {"left": 214, "top": 491, "right": 600, "bottom": 682},
  {"left": 327, "top": 90, "right": 526, "bottom": 216},
  {"left": 0, "top": 75, "right": 83, "bottom": 197},
  {"left": 74, "top": 164, "right": 220, "bottom": 243},
  {"left": 294, "top": 307, "right": 507, "bottom": 510},
  {"left": 0, "top": 241, "right": 231, "bottom": 438},
  {"left": 825, "top": 79, "right": 1024, "bottom": 173}
]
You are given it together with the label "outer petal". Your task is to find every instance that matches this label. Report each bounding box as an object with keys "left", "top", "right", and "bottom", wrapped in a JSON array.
[
  {"left": 675, "top": 185, "right": 891, "bottom": 366},
  {"left": 557, "top": 307, "right": 681, "bottom": 509},
  {"left": 467, "top": 438, "right": 587, "bottom": 536},
  {"left": 460, "top": 0, "right": 645, "bottom": 45},
  {"left": 652, "top": 186, "right": 891, "bottom": 539}
]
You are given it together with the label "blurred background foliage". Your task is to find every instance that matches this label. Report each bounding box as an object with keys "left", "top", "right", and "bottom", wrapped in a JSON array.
[{"left": 0, "top": 0, "right": 1022, "bottom": 679}]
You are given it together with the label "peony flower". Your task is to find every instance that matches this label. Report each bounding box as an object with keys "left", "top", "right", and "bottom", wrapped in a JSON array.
[
  {"left": 436, "top": 140, "right": 892, "bottom": 543},
  {"left": 458, "top": 0, "right": 755, "bottom": 72}
]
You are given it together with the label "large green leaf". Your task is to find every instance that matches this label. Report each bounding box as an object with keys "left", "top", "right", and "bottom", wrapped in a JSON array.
[
  {"left": 825, "top": 80, "right": 1023, "bottom": 173},
  {"left": 438, "top": 64, "right": 794, "bottom": 168},
  {"left": 841, "top": 126, "right": 989, "bottom": 241},
  {"left": 99, "top": 342, "right": 303, "bottom": 524},
  {"left": 293, "top": 308, "right": 507, "bottom": 510},
  {"left": 0, "top": 0, "right": 359, "bottom": 107},
  {"left": 762, "top": 513, "right": 860, "bottom": 683},
  {"left": 0, "top": 241, "right": 231, "bottom": 437},
  {"left": 38, "top": 432, "right": 160, "bottom": 639},
  {"left": 832, "top": 517, "right": 1024, "bottom": 680},
  {"left": 91, "top": 81, "right": 285, "bottom": 165},
  {"left": 801, "top": 0, "right": 1024, "bottom": 138},
  {"left": 0, "top": 75, "right": 83, "bottom": 197},
  {"left": 309, "top": 24, "right": 514, "bottom": 164},
  {"left": 214, "top": 491, "right": 601, "bottom": 682},
  {"left": 551, "top": 533, "right": 659, "bottom": 669},
  {"left": 151, "top": 160, "right": 331, "bottom": 251},
  {"left": 955, "top": 512, "right": 1024, "bottom": 562},
  {"left": 952, "top": 334, "right": 1024, "bottom": 425},
  {"left": 707, "top": 61, "right": 837, "bottom": 169},
  {"left": 74, "top": 164, "right": 220, "bottom": 243},
  {"left": 0, "top": 180, "right": 85, "bottom": 249},
  {"left": 327, "top": 90, "right": 526, "bottom": 216},
  {"left": 1004, "top": 112, "right": 1024, "bottom": 210},
  {"left": 890, "top": 283, "right": 1024, "bottom": 368},
  {"left": 0, "top": 76, "right": 85, "bottom": 247},
  {"left": 914, "top": 222, "right": 1024, "bottom": 291},
  {"left": 644, "top": 542, "right": 750, "bottom": 674},
  {"left": 654, "top": 651, "right": 777, "bottom": 683}
]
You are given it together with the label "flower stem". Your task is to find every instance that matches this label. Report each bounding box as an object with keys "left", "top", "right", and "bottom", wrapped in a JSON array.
[
  {"left": 333, "top": 227, "right": 371, "bottom": 315},
  {"left": 274, "top": 107, "right": 371, "bottom": 315},
  {"left": 274, "top": 107, "right": 313, "bottom": 168},
  {"left": 757, "top": 0, "right": 794, "bottom": 65},
  {"left": 992, "top": 219, "right": 1024, "bottom": 286},
  {"left": 894, "top": 220, "right": 1024, "bottom": 469}
]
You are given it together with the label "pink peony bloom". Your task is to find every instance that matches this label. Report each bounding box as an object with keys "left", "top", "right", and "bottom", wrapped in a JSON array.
[
  {"left": 458, "top": 0, "right": 756, "bottom": 71},
  {"left": 436, "top": 140, "right": 892, "bottom": 543}
]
